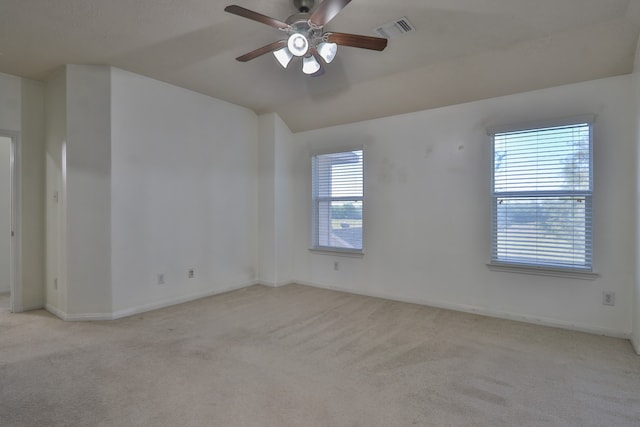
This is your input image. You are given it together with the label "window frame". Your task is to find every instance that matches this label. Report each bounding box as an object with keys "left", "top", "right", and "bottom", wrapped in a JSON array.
[
  {"left": 487, "top": 115, "right": 598, "bottom": 279},
  {"left": 310, "top": 148, "right": 364, "bottom": 255}
]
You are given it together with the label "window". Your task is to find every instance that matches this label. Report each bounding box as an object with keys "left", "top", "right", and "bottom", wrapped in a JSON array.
[
  {"left": 312, "top": 149, "right": 363, "bottom": 253},
  {"left": 490, "top": 118, "right": 593, "bottom": 272}
]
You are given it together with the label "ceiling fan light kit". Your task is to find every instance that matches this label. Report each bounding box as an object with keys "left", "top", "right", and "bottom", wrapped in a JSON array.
[
  {"left": 225, "top": 0, "right": 387, "bottom": 77},
  {"left": 273, "top": 47, "right": 294, "bottom": 68},
  {"left": 287, "top": 33, "right": 309, "bottom": 57},
  {"left": 302, "top": 55, "right": 322, "bottom": 74},
  {"left": 317, "top": 41, "right": 337, "bottom": 63}
]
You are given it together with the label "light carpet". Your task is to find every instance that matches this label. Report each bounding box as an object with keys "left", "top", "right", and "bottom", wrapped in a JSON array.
[{"left": 1, "top": 284, "right": 639, "bottom": 426}]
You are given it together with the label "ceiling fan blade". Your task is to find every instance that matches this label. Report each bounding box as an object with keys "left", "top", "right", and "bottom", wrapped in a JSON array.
[
  {"left": 236, "top": 40, "right": 287, "bottom": 62},
  {"left": 325, "top": 32, "right": 388, "bottom": 51},
  {"left": 224, "top": 5, "right": 290, "bottom": 30},
  {"left": 309, "top": 0, "right": 352, "bottom": 27}
]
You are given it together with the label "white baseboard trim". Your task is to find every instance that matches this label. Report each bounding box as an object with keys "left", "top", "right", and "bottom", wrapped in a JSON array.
[
  {"left": 110, "top": 280, "right": 258, "bottom": 320},
  {"left": 67, "top": 312, "right": 114, "bottom": 321},
  {"left": 46, "top": 304, "right": 112, "bottom": 321},
  {"left": 293, "top": 280, "right": 631, "bottom": 340},
  {"left": 258, "top": 281, "right": 291, "bottom": 288},
  {"left": 21, "top": 303, "right": 45, "bottom": 312},
  {"left": 45, "top": 280, "right": 259, "bottom": 322},
  {"left": 632, "top": 336, "right": 640, "bottom": 355},
  {"left": 45, "top": 304, "right": 68, "bottom": 320}
]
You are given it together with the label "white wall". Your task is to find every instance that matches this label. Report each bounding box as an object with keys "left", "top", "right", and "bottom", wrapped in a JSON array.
[
  {"left": 634, "top": 72, "right": 640, "bottom": 354},
  {"left": 65, "top": 65, "right": 112, "bottom": 316},
  {"left": 0, "top": 137, "right": 10, "bottom": 293},
  {"left": 258, "top": 113, "right": 294, "bottom": 286},
  {"left": 0, "top": 74, "right": 19, "bottom": 299},
  {"left": 0, "top": 74, "right": 21, "bottom": 131},
  {"left": 44, "top": 66, "right": 259, "bottom": 320},
  {"left": 45, "top": 65, "right": 112, "bottom": 317},
  {"left": 272, "top": 114, "right": 294, "bottom": 286},
  {"left": 110, "top": 68, "right": 259, "bottom": 315},
  {"left": 0, "top": 72, "right": 45, "bottom": 310},
  {"left": 633, "top": 35, "right": 640, "bottom": 354},
  {"left": 258, "top": 114, "right": 276, "bottom": 285},
  {"left": 291, "top": 75, "right": 636, "bottom": 337},
  {"left": 45, "top": 68, "right": 67, "bottom": 314},
  {"left": 20, "top": 79, "right": 45, "bottom": 310}
]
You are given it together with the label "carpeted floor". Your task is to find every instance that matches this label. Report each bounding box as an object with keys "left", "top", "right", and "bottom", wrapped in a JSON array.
[{"left": 1, "top": 284, "right": 639, "bottom": 426}]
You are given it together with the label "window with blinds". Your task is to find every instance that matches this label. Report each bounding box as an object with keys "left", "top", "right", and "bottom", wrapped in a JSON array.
[
  {"left": 490, "top": 120, "right": 593, "bottom": 271},
  {"left": 312, "top": 150, "right": 363, "bottom": 252}
]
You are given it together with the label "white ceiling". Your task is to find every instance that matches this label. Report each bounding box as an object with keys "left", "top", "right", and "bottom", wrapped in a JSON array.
[{"left": 1, "top": 0, "right": 639, "bottom": 131}]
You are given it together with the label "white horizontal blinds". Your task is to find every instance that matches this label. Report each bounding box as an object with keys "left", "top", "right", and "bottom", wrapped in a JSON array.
[
  {"left": 494, "top": 124, "right": 591, "bottom": 193},
  {"left": 491, "top": 123, "right": 592, "bottom": 270},
  {"left": 312, "top": 150, "right": 363, "bottom": 251}
]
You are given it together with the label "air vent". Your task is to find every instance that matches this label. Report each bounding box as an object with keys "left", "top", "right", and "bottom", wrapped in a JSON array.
[{"left": 374, "top": 17, "right": 415, "bottom": 39}]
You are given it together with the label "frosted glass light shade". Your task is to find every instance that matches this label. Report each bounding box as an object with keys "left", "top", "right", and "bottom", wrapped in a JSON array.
[
  {"left": 302, "top": 55, "right": 321, "bottom": 75},
  {"left": 317, "top": 42, "right": 337, "bottom": 63},
  {"left": 273, "top": 47, "right": 293, "bottom": 68},
  {"left": 287, "top": 33, "right": 309, "bottom": 57}
]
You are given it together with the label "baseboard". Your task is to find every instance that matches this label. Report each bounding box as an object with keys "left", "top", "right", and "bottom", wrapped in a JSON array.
[
  {"left": 8, "top": 301, "right": 44, "bottom": 313},
  {"left": 66, "top": 312, "right": 115, "bottom": 321},
  {"left": 45, "top": 304, "right": 112, "bottom": 321},
  {"left": 21, "top": 303, "right": 45, "bottom": 312},
  {"left": 41, "top": 279, "right": 637, "bottom": 345},
  {"left": 293, "top": 280, "right": 631, "bottom": 340},
  {"left": 258, "top": 281, "right": 291, "bottom": 288},
  {"left": 110, "top": 280, "right": 258, "bottom": 320},
  {"left": 632, "top": 335, "right": 640, "bottom": 355},
  {"left": 45, "top": 281, "right": 258, "bottom": 321},
  {"left": 45, "top": 304, "right": 68, "bottom": 320}
]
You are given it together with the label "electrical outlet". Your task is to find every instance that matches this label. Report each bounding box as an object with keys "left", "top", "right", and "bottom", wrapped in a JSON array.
[
  {"left": 188, "top": 269, "right": 195, "bottom": 279},
  {"left": 334, "top": 261, "right": 339, "bottom": 271},
  {"left": 602, "top": 291, "right": 615, "bottom": 306},
  {"left": 157, "top": 273, "right": 165, "bottom": 285}
]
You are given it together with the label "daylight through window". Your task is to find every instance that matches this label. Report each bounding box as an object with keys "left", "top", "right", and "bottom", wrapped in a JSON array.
[
  {"left": 491, "top": 120, "right": 593, "bottom": 271},
  {"left": 312, "top": 150, "right": 363, "bottom": 252}
]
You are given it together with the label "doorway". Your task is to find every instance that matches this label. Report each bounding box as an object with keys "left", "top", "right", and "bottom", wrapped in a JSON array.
[{"left": 0, "top": 133, "right": 18, "bottom": 313}]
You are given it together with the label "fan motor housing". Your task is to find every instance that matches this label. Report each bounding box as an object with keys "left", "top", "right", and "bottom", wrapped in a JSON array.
[
  {"left": 294, "top": 0, "right": 315, "bottom": 13},
  {"left": 286, "top": 13, "right": 312, "bottom": 26},
  {"left": 286, "top": 14, "right": 321, "bottom": 42}
]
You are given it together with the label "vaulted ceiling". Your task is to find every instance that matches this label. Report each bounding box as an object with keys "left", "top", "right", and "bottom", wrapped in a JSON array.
[{"left": 1, "top": 0, "right": 639, "bottom": 131}]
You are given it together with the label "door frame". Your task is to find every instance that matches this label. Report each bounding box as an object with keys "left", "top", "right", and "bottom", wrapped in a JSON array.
[{"left": 1, "top": 131, "right": 21, "bottom": 312}]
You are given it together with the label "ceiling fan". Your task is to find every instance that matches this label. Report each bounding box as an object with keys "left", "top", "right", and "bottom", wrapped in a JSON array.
[{"left": 224, "top": 0, "right": 388, "bottom": 76}]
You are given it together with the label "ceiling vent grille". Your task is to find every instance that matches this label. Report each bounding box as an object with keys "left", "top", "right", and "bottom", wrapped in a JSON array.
[{"left": 375, "top": 17, "right": 415, "bottom": 39}]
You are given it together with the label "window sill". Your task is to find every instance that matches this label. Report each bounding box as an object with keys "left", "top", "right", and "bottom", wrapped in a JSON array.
[
  {"left": 309, "top": 247, "right": 364, "bottom": 258},
  {"left": 487, "top": 263, "right": 599, "bottom": 280}
]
